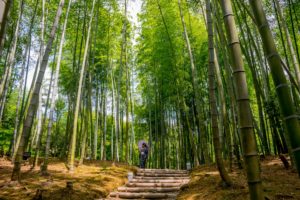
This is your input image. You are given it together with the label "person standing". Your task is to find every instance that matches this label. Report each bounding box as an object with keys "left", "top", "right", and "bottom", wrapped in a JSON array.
[{"left": 139, "top": 143, "right": 148, "bottom": 168}]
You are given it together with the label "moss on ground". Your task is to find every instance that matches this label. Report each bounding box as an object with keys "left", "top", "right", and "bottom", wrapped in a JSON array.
[
  {"left": 177, "top": 156, "right": 300, "bottom": 200},
  {"left": 0, "top": 158, "right": 137, "bottom": 200}
]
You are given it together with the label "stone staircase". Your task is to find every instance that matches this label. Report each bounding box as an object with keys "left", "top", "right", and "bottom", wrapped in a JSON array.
[{"left": 107, "top": 169, "right": 190, "bottom": 199}]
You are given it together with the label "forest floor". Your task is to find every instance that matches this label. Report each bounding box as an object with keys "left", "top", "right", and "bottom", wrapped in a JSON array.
[
  {"left": 0, "top": 158, "right": 137, "bottom": 200},
  {"left": 1, "top": 156, "right": 299, "bottom": 200},
  {"left": 177, "top": 156, "right": 300, "bottom": 200}
]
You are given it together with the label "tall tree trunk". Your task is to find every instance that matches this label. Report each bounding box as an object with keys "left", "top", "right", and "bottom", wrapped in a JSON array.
[
  {"left": 102, "top": 9, "right": 111, "bottom": 162},
  {"left": 79, "top": 105, "right": 87, "bottom": 165},
  {"left": 68, "top": 0, "right": 96, "bottom": 171},
  {"left": 93, "top": 84, "right": 99, "bottom": 160},
  {"left": 12, "top": 71, "right": 25, "bottom": 157},
  {"left": 91, "top": 3, "right": 99, "bottom": 160},
  {"left": 242, "top": 6, "right": 270, "bottom": 155},
  {"left": 32, "top": 38, "right": 58, "bottom": 169},
  {"left": 125, "top": 49, "right": 129, "bottom": 163},
  {"left": 0, "top": 0, "right": 12, "bottom": 56},
  {"left": 11, "top": 0, "right": 39, "bottom": 158},
  {"left": 33, "top": 70, "right": 53, "bottom": 168},
  {"left": 219, "top": 0, "right": 264, "bottom": 199},
  {"left": 177, "top": 0, "right": 200, "bottom": 165},
  {"left": 214, "top": 47, "right": 232, "bottom": 163},
  {"left": 20, "top": 0, "right": 40, "bottom": 122},
  {"left": 111, "top": 65, "right": 115, "bottom": 161},
  {"left": 101, "top": 86, "right": 107, "bottom": 161},
  {"left": 274, "top": 0, "right": 300, "bottom": 87},
  {"left": 147, "top": 100, "right": 152, "bottom": 167},
  {"left": 11, "top": 0, "right": 64, "bottom": 181},
  {"left": 233, "top": 2, "right": 271, "bottom": 156},
  {"left": 115, "top": 0, "right": 127, "bottom": 163},
  {"left": 249, "top": 0, "right": 300, "bottom": 176},
  {"left": 129, "top": 69, "right": 135, "bottom": 164},
  {"left": 87, "top": 72, "right": 94, "bottom": 160},
  {"left": 206, "top": 0, "right": 232, "bottom": 186},
  {"left": 41, "top": 0, "right": 72, "bottom": 174},
  {"left": 214, "top": 17, "right": 241, "bottom": 167},
  {"left": 287, "top": 0, "right": 300, "bottom": 65},
  {"left": 0, "top": 0, "right": 25, "bottom": 121},
  {"left": 25, "top": 0, "right": 46, "bottom": 106}
]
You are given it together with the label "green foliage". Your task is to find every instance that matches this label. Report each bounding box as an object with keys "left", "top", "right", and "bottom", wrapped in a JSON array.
[
  {"left": 0, "top": 90, "right": 18, "bottom": 150},
  {"left": 136, "top": 0, "right": 208, "bottom": 130},
  {"left": 1, "top": 0, "right": 300, "bottom": 172}
]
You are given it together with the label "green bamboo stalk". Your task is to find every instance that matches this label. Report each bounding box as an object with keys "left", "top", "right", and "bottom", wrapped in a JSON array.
[
  {"left": 206, "top": 0, "right": 232, "bottom": 186},
  {"left": 219, "top": 0, "right": 264, "bottom": 199},
  {"left": 248, "top": 0, "right": 300, "bottom": 176}
]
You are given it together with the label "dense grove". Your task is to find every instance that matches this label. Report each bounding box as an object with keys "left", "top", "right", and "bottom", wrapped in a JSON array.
[{"left": 0, "top": 0, "right": 299, "bottom": 199}]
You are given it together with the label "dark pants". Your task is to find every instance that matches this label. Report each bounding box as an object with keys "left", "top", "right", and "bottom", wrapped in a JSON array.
[{"left": 140, "top": 157, "right": 147, "bottom": 168}]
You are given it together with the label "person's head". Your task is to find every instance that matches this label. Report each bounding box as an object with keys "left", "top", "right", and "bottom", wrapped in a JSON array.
[{"left": 142, "top": 143, "right": 146, "bottom": 148}]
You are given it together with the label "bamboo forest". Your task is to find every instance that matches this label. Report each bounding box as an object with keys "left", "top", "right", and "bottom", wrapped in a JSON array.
[{"left": 0, "top": 0, "right": 300, "bottom": 199}]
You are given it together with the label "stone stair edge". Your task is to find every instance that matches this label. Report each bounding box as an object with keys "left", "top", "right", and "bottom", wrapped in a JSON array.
[
  {"left": 105, "top": 168, "right": 190, "bottom": 199},
  {"left": 109, "top": 191, "right": 178, "bottom": 198}
]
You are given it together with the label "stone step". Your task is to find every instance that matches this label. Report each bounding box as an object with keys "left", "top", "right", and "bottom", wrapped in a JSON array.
[
  {"left": 136, "top": 172, "right": 188, "bottom": 177},
  {"left": 106, "top": 168, "right": 190, "bottom": 199},
  {"left": 106, "top": 198, "right": 175, "bottom": 200},
  {"left": 133, "top": 176, "right": 189, "bottom": 180},
  {"left": 136, "top": 171, "right": 189, "bottom": 176},
  {"left": 137, "top": 169, "right": 189, "bottom": 174},
  {"left": 126, "top": 182, "right": 182, "bottom": 188},
  {"left": 130, "top": 179, "right": 189, "bottom": 183},
  {"left": 110, "top": 192, "right": 177, "bottom": 199},
  {"left": 117, "top": 186, "right": 180, "bottom": 193}
]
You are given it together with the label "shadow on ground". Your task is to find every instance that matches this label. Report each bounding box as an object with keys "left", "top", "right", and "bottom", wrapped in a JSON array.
[
  {"left": 0, "top": 158, "right": 137, "bottom": 200},
  {"left": 177, "top": 156, "right": 300, "bottom": 200}
]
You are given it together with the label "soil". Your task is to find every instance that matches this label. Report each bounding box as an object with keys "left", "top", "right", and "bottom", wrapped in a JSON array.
[
  {"left": 1, "top": 156, "right": 299, "bottom": 200},
  {"left": 0, "top": 158, "right": 137, "bottom": 200},
  {"left": 177, "top": 156, "right": 300, "bottom": 200}
]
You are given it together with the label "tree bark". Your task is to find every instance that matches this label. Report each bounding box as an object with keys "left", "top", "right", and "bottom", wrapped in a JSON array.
[
  {"left": 0, "top": 0, "right": 12, "bottom": 56},
  {"left": 101, "top": 86, "right": 107, "bottom": 161},
  {"left": 233, "top": 2, "right": 271, "bottom": 156},
  {"left": 0, "top": 0, "right": 25, "bottom": 121},
  {"left": 11, "top": 0, "right": 40, "bottom": 158},
  {"left": 249, "top": 0, "right": 300, "bottom": 176},
  {"left": 177, "top": 0, "right": 201, "bottom": 166},
  {"left": 11, "top": 0, "right": 64, "bottom": 181},
  {"left": 79, "top": 104, "right": 87, "bottom": 165},
  {"left": 273, "top": 0, "right": 300, "bottom": 87},
  {"left": 206, "top": 0, "right": 232, "bottom": 186},
  {"left": 219, "top": 0, "right": 264, "bottom": 199},
  {"left": 67, "top": 0, "right": 96, "bottom": 171},
  {"left": 41, "top": 0, "right": 72, "bottom": 174},
  {"left": 115, "top": 0, "right": 128, "bottom": 163}
]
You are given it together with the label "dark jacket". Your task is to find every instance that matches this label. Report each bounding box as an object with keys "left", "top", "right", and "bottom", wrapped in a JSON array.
[{"left": 140, "top": 147, "right": 148, "bottom": 160}]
